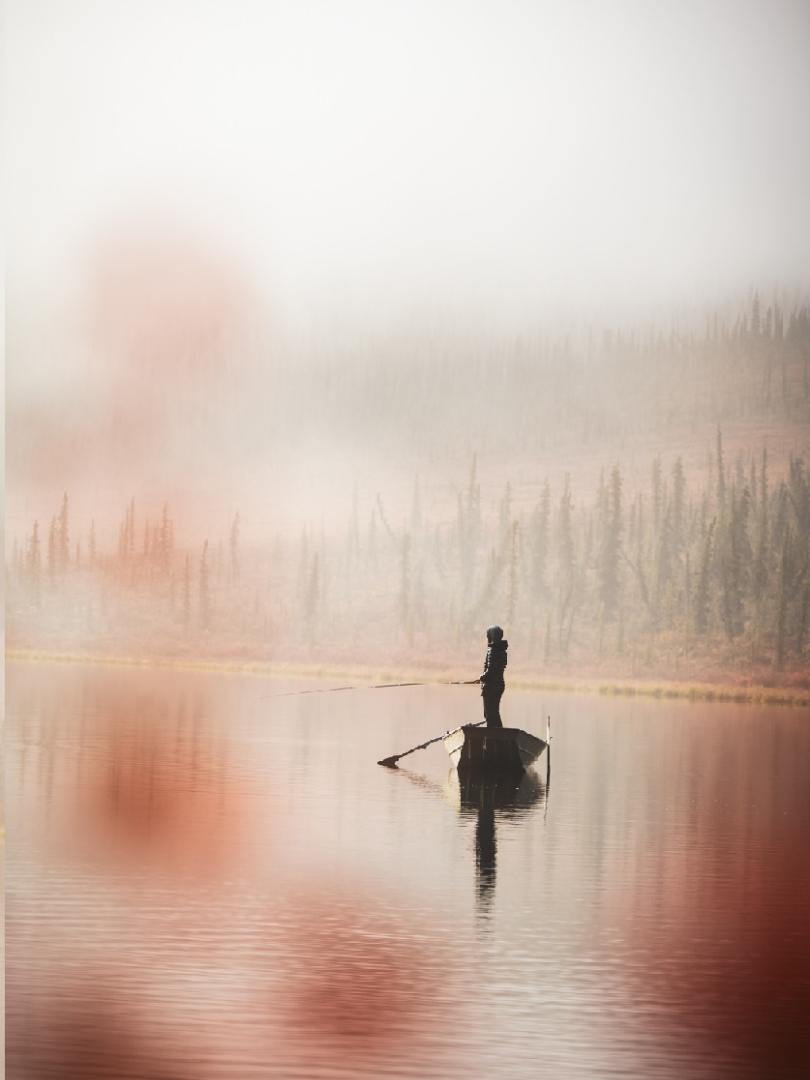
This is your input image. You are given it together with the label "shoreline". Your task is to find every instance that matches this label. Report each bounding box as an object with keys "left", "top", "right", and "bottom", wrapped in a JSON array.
[{"left": 7, "top": 648, "right": 810, "bottom": 708}]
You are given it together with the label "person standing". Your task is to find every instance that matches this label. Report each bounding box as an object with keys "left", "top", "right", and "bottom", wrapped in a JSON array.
[{"left": 479, "top": 625, "right": 508, "bottom": 727}]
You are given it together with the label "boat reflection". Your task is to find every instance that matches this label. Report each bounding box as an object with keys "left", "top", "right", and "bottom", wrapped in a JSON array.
[
  {"left": 392, "top": 762, "right": 548, "bottom": 917},
  {"left": 448, "top": 769, "right": 548, "bottom": 917}
]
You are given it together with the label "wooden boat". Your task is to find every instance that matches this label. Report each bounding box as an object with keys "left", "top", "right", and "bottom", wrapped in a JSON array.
[{"left": 442, "top": 724, "right": 547, "bottom": 775}]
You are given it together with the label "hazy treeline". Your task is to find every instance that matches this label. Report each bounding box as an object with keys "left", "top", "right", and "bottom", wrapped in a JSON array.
[
  {"left": 8, "top": 428, "right": 809, "bottom": 685},
  {"left": 8, "top": 294, "right": 810, "bottom": 683},
  {"left": 273, "top": 293, "right": 810, "bottom": 458},
  {"left": 15, "top": 292, "right": 807, "bottom": 483},
  {"left": 7, "top": 294, "right": 810, "bottom": 527}
]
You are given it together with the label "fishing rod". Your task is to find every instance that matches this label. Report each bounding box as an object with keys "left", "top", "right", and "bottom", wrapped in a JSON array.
[{"left": 263, "top": 679, "right": 479, "bottom": 699}]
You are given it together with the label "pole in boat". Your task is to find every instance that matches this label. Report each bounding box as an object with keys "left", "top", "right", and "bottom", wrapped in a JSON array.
[
  {"left": 376, "top": 679, "right": 481, "bottom": 766},
  {"left": 377, "top": 720, "right": 485, "bottom": 768},
  {"left": 546, "top": 714, "right": 551, "bottom": 786}
]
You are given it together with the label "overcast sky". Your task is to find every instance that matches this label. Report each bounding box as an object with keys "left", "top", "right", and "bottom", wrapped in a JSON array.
[{"left": 6, "top": 0, "right": 810, "bottom": 329}]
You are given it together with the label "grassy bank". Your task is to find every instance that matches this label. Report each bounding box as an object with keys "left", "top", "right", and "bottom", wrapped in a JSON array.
[{"left": 7, "top": 647, "right": 810, "bottom": 708}]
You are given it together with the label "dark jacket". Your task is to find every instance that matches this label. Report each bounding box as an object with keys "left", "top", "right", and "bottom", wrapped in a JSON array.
[{"left": 480, "top": 639, "right": 508, "bottom": 689}]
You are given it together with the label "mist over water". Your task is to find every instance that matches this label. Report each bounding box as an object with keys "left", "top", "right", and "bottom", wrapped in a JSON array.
[
  {"left": 5, "top": 1, "right": 810, "bottom": 688},
  {"left": 6, "top": 0, "right": 810, "bottom": 686},
  {"left": 5, "top": 5, "right": 810, "bottom": 1077}
]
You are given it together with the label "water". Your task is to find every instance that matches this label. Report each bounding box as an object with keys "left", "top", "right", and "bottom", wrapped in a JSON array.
[{"left": 6, "top": 660, "right": 810, "bottom": 1079}]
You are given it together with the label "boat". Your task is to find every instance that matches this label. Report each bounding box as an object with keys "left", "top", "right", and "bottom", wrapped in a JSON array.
[{"left": 442, "top": 724, "right": 548, "bottom": 775}]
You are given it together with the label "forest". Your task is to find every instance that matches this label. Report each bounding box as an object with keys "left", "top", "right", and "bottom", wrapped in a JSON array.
[{"left": 7, "top": 294, "right": 810, "bottom": 693}]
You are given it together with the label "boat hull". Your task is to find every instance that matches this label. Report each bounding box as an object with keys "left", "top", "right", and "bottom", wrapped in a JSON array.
[{"left": 443, "top": 725, "right": 547, "bottom": 775}]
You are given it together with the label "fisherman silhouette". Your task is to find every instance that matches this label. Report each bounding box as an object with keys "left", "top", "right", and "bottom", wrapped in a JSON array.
[{"left": 479, "top": 625, "right": 508, "bottom": 728}]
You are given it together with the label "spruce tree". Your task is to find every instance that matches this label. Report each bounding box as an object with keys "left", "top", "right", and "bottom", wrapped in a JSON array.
[
  {"left": 27, "top": 521, "right": 42, "bottom": 591},
  {"left": 182, "top": 554, "right": 191, "bottom": 627},
  {"left": 399, "top": 533, "right": 411, "bottom": 628},
  {"left": 47, "top": 517, "right": 57, "bottom": 582},
  {"left": 199, "top": 540, "right": 210, "bottom": 629},
  {"left": 530, "top": 479, "right": 550, "bottom": 605},
  {"left": 57, "top": 493, "right": 70, "bottom": 573},
  {"left": 715, "top": 428, "right": 726, "bottom": 511},
  {"left": 598, "top": 465, "right": 623, "bottom": 621},
  {"left": 229, "top": 512, "right": 240, "bottom": 583},
  {"left": 671, "top": 457, "right": 686, "bottom": 556},
  {"left": 694, "top": 520, "right": 715, "bottom": 638}
]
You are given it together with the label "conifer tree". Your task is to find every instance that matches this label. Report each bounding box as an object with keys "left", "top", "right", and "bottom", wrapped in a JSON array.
[
  {"left": 653, "top": 504, "right": 674, "bottom": 627},
  {"left": 229, "top": 512, "right": 240, "bottom": 583},
  {"left": 671, "top": 457, "right": 686, "bottom": 556},
  {"left": 182, "top": 554, "right": 191, "bottom": 627},
  {"left": 27, "top": 521, "right": 42, "bottom": 601},
  {"left": 159, "top": 503, "right": 171, "bottom": 573},
  {"left": 367, "top": 510, "right": 378, "bottom": 567},
  {"left": 350, "top": 487, "right": 361, "bottom": 558},
  {"left": 305, "top": 553, "right": 320, "bottom": 639},
  {"left": 775, "top": 530, "right": 790, "bottom": 670},
  {"left": 498, "top": 481, "right": 512, "bottom": 536},
  {"left": 410, "top": 477, "right": 423, "bottom": 535},
  {"left": 751, "top": 291, "right": 761, "bottom": 337},
  {"left": 57, "top": 493, "right": 70, "bottom": 573},
  {"left": 556, "top": 477, "right": 575, "bottom": 652},
  {"left": 199, "top": 540, "right": 210, "bottom": 629},
  {"left": 399, "top": 533, "right": 411, "bottom": 627},
  {"left": 467, "top": 452, "right": 481, "bottom": 534},
  {"left": 47, "top": 517, "right": 57, "bottom": 582},
  {"left": 753, "top": 449, "right": 769, "bottom": 604},
  {"left": 507, "top": 520, "right": 519, "bottom": 625},
  {"left": 715, "top": 428, "right": 726, "bottom": 510},
  {"left": 651, "top": 458, "right": 663, "bottom": 535},
  {"left": 796, "top": 585, "right": 809, "bottom": 659},
  {"left": 598, "top": 465, "right": 623, "bottom": 621},
  {"left": 127, "top": 499, "right": 136, "bottom": 560},
  {"left": 557, "top": 476, "right": 574, "bottom": 591},
  {"left": 530, "top": 480, "right": 550, "bottom": 604},
  {"left": 694, "top": 520, "right": 715, "bottom": 638},
  {"left": 719, "top": 485, "right": 749, "bottom": 640}
]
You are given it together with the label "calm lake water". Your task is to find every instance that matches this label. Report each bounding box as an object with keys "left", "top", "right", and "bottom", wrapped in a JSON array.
[{"left": 6, "top": 660, "right": 810, "bottom": 1080}]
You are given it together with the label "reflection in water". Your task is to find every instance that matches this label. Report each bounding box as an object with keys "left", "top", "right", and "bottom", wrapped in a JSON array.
[
  {"left": 476, "top": 807, "right": 497, "bottom": 911},
  {"left": 612, "top": 781, "right": 810, "bottom": 1079},
  {"left": 455, "top": 770, "right": 547, "bottom": 917},
  {"left": 8, "top": 661, "right": 810, "bottom": 1079},
  {"left": 29, "top": 672, "right": 265, "bottom": 880},
  {"left": 397, "top": 766, "right": 548, "bottom": 917},
  {"left": 9, "top": 976, "right": 184, "bottom": 1080},
  {"left": 264, "top": 886, "right": 451, "bottom": 1076},
  {"left": 7, "top": 664, "right": 460, "bottom": 1080}
]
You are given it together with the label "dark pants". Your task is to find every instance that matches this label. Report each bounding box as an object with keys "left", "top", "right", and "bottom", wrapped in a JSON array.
[{"left": 482, "top": 684, "right": 504, "bottom": 728}]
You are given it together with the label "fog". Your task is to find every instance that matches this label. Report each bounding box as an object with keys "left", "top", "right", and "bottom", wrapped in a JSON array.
[
  {"left": 6, "top": 1, "right": 810, "bottom": 685},
  {"left": 7, "top": 0, "right": 810, "bottom": 324},
  {"left": 7, "top": 14, "right": 810, "bottom": 1080}
]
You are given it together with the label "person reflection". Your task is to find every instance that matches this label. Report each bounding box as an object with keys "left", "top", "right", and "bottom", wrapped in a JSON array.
[
  {"left": 458, "top": 770, "right": 547, "bottom": 919},
  {"left": 475, "top": 804, "right": 497, "bottom": 912},
  {"left": 393, "top": 763, "right": 548, "bottom": 919}
]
